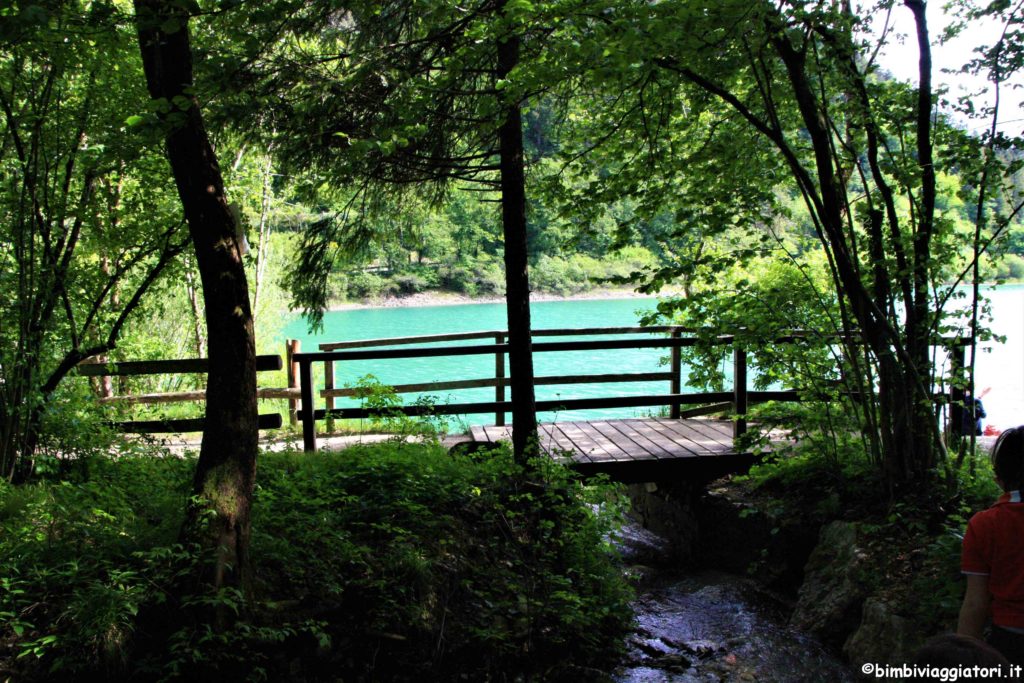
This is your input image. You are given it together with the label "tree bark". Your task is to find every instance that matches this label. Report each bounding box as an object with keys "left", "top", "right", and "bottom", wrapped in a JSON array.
[
  {"left": 134, "top": 0, "right": 258, "bottom": 590},
  {"left": 770, "top": 20, "right": 937, "bottom": 486},
  {"left": 496, "top": 7, "right": 538, "bottom": 462},
  {"left": 184, "top": 262, "right": 207, "bottom": 358}
]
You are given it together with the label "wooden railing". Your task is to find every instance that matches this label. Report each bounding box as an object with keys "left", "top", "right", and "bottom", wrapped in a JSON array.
[
  {"left": 76, "top": 329, "right": 973, "bottom": 448},
  {"left": 316, "top": 327, "right": 685, "bottom": 427},
  {"left": 77, "top": 354, "right": 285, "bottom": 433},
  {"left": 294, "top": 326, "right": 803, "bottom": 453}
]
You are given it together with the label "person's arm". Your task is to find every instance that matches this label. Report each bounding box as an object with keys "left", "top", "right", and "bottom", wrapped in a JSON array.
[{"left": 957, "top": 574, "right": 991, "bottom": 639}]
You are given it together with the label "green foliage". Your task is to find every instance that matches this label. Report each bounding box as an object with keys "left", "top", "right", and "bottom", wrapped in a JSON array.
[
  {"left": 646, "top": 251, "right": 877, "bottom": 465},
  {"left": 861, "top": 452, "right": 1002, "bottom": 632},
  {"left": 339, "top": 265, "right": 444, "bottom": 300},
  {"left": 30, "top": 383, "right": 123, "bottom": 473},
  {"left": 345, "top": 271, "right": 397, "bottom": 299},
  {"left": 348, "top": 373, "right": 411, "bottom": 434},
  {"left": 0, "top": 455, "right": 193, "bottom": 678},
  {"left": 251, "top": 443, "right": 633, "bottom": 680},
  {"left": 438, "top": 257, "right": 506, "bottom": 296},
  {"left": 0, "top": 443, "right": 632, "bottom": 680},
  {"left": 341, "top": 374, "right": 462, "bottom": 443},
  {"left": 0, "top": 0, "right": 189, "bottom": 478},
  {"left": 739, "top": 434, "right": 1005, "bottom": 634},
  {"left": 655, "top": 253, "right": 840, "bottom": 387}
]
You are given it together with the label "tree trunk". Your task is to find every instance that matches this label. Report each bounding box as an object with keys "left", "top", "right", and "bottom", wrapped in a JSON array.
[
  {"left": 134, "top": 0, "right": 258, "bottom": 590},
  {"left": 496, "top": 8, "right": 538, "bottom": 462},
  {"left": 771, "top": 22, "right": 938, "bottom": 487},
  {"left": 184, "top": 262, "right": 207, "bottom": 358}
]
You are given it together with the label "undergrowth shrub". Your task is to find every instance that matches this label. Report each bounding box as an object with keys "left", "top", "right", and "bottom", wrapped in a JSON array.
[
  {"left": 0, "top": 455, "right": 193, "bottom": 679},
  {"left": 0, "top": 441, "right": 633, "bottom": 681},
  {"left": 345, "top": 271, "right": 398, "bottom": 300},
  {"left": 438, "top": 260, "right": 505, "bottom": 296},
  {"left": 735, "top": 435, "right": 1004, "bottom": 637},
  {"left": 250, "top": 442, "right": 633, "bottom": 680}
]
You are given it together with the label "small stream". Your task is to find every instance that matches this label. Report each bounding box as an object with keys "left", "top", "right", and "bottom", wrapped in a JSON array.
[{"left": 613, "top": 521, "right": 855, "bottom": 682}]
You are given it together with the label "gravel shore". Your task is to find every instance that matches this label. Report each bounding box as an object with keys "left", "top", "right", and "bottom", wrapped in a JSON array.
[{"left": 327, "top": 286, "right": 671, "bottom": 311}]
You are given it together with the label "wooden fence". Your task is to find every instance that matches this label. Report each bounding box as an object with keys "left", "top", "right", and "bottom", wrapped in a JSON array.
[
  {"left": 76, "top": 329, "right": 973, "bottom": 448},
  {"left": 293, "top": 326, "right": 818, "bottom": 453},
  {"left": 77, "top": 354, "right": 286, "bottom": 433}
]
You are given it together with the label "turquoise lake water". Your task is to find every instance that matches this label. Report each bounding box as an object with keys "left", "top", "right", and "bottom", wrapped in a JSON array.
[
  {"left": 971, "top": 284, "right": 1024, "bottom": 431},
  {"left": 279, "top": 286, "right": 1024, "bottom": 430},
  {"left": 280, "top": 297, "right": 668, "bottom": 426}
]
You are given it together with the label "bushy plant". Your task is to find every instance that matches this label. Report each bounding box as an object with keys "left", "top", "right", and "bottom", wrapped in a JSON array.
[
  {"left": 393, "top": 266, "right": 439, "bottom": 294},
  {"left": 438, "top": 260, "right": 505, "bottom": 296},
  {"left": 602, "top": 246, "right": 657, "bottom": 281},
  {"left": 531, "top": 255, "right": 589, "bottom": 295},
  {"left": 988, "top": 253, "right": 1024, "bottom": 282},
  {"left": 0, "top": 455, "right": 193, "bottom": 679},
  {"left": 345, "top": 271, "right": 397, "bottom": 300},
  {"left": 251, "top": 443, "right": 633, "bottom": 680},
  {"left": 347, "top": 373, "right": 438, "bottom": 436},
  {"left": 0, "top": 442, "right": 633, "bottom": 681},
  {"left": 29, "top": 384, "right": 124, "bottom": 478}
]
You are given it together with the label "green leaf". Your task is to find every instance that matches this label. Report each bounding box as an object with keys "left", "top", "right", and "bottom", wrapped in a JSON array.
[
  {"left": 506, "top": 0, "right": 534, "bottom": 12},
  {"left": 171, "top": 95, "right": 193, "bottom": 111}
]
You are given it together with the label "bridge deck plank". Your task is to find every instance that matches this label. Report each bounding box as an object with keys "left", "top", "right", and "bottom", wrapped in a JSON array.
[
  {"left": 471, "top": 418, "right": 746, "bottom": 478},
  {"left": 598, "top": 420, "right": 674, "bottom": 459},
  {"left": 570, "top": 421, "right": 634, "bottom": 461},
  {"left": 656, "top": 417, "right": 733, "bottom": 452},
  {"left": 552, "top": 422, "right": 603, "bottom": 462},
  {"left": 615, "top": 419, "right": 692, "bottom": 458},
  {"left": 543, "top": 424, "right": 584, "bottom": 457},
  {"left": 586, "top": 421, "right": 652, "bottom": 460},
  {"left": 636, "top": 418, "right": 709, "bottom": 457},
  {"left": 652, "top": 418, "right": 732, "bottom": 454}
]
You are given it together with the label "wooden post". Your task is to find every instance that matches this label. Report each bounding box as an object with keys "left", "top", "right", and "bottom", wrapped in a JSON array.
[
  {"left": 733, "top": 345, "right": 747, "bottom": 439},
  {"left": 325, "top": 358, "right": 335, "bottom": 434},
  {"left": 670, "top": 328, "right": 682, "bottom": 419},
  {"left": 286, "top": 339, "right": 300, "bottom": 426},
  {"left": 300, "top": 358, "right": 317, "bottom": 453},
  {"left": 495, "top": 332, "right": 506, "bottom": 426}
]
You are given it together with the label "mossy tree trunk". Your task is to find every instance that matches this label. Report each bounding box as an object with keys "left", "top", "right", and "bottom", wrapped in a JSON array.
[{"left": 134, "top": 0, "right": 258, "bottom": 590}]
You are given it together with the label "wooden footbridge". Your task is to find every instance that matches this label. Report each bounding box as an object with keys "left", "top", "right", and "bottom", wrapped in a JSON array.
[
  {"left": 287, "top": 326, "right": 802, "bottom": 482},
  {"left": 78, "top": 325, "right": 973, "bottom": 483},
  {"left": 469, "top": 417, "right": 754, "bottom": 483}
]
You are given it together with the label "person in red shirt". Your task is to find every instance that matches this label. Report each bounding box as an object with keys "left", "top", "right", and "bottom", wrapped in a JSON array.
[{"left": 959, "top": 425, "right": 1024, "bottom": 666}]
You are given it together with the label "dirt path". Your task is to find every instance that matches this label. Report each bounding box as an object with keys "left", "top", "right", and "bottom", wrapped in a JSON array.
[{"left": 140, "top": 431, "right": 474, "bottom": 457}]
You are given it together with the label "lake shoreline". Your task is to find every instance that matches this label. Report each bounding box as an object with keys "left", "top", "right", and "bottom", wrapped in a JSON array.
[
  {"left": 326, "top": 286, "right": 675, "bottom": 311},
  {"left": 323, "top": 281, "right": 1021, "bottom": 312}
]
